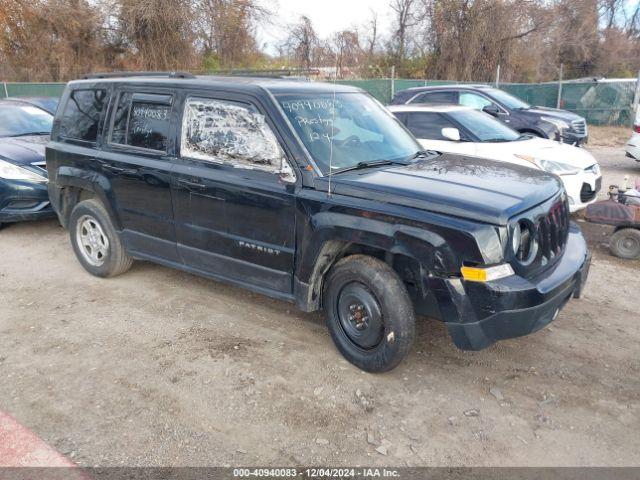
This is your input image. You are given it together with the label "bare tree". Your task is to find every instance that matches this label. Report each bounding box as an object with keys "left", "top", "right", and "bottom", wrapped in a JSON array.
[
  {"left": 389, "top": 0, "right": 424, "bottom": 62},
  {"left": 365, "top": 10, "right": 379, "bottom": 59},
  {"left": 0, "top": 0, "right": 107, "bottom": 80},
  {"left": 115, "top": 0, "right": 197, "bottom": 71},
  {"left": 332, "top": 29, "right": 364, "bottom": 77},
  {"left": 280, "top": 16, "right": 319, "bottom": 70},
  {"left": 195, "top": 0, "right": 270, "bottom": 69}
]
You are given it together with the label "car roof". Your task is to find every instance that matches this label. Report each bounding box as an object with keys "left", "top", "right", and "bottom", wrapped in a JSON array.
[
  {"left": 400, "top": 84, "right": 493, "bottom": 93},
  {"left": 67, "top": 75, "right": 363, "bottom": 96},
  {"left": 1, "top": 96, "right": 59, "bottom": 115},
  {"left": 388, "top": 104, "right": 473, "bottom": 113}
]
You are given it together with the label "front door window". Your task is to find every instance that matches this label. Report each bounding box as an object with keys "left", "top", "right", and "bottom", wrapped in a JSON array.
[{"left": 181, "top": 97, "right": 295, "bottom": 182}]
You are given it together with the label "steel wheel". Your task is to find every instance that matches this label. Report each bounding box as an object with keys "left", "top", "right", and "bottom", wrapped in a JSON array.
[
  {"left": 610, "top": 228, "right": 640, "bottom": 259},
  {"left": 336, "top": 282, "right": 384, "bottom": 350},
  {"left": 76, "top": 214, "right": 110, "bottom": 266}
]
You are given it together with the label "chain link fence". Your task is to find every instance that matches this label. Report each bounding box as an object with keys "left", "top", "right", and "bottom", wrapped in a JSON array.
[
  {"left": 1, "top": 82, "right": 65, "bottom": 99},
  {"left": 336, "top": 78, "right": 640, "bottom": 126},
  {"left": 2, "top": 77, "right": 638, "bottom": 126}
]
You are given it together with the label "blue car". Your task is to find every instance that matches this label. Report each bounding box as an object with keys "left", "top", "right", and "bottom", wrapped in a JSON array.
[{"left": 0, "top": 98, "right": 58, "bottom": 228}]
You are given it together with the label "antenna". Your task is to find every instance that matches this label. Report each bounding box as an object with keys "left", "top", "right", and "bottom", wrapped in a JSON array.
[{"left": 328, "top": 52, "right": 339, "bottom": 197}]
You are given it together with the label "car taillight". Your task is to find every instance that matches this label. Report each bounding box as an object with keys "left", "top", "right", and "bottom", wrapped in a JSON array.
[{"left": 634, "top": 124, "right": 640, "bottom": 133}]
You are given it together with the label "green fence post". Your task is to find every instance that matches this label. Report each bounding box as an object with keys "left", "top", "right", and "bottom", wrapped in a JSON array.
[{"left": 556, "top": 64, "right": 563, "bottom": 109}]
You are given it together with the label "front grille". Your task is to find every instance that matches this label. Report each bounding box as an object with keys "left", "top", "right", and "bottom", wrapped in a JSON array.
[
  {"left": 571, "top": 119, "right": 587, "bottom": 135},
  {"left": 580, "top": 182, "right": 597, "bottom": 203},
  {"left": 536, "top": 198, "right": 570, "bottom": 263}
]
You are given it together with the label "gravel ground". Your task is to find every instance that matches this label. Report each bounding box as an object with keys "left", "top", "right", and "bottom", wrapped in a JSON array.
[{"left": 0, "top": 146, "right": 639, "bottom": 467}]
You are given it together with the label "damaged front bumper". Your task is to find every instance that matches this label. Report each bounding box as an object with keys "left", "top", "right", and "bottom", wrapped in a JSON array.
[{"left": 428, "top": 223, "right": 590, "bottom": 350}]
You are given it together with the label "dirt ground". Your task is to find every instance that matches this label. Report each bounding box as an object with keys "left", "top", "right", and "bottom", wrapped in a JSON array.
[
  {"left": 585, "top": 126, "right": 632, "bottom": 148},
  {"left": 0, "top": 146, "right": 639, "bottom": 467}
]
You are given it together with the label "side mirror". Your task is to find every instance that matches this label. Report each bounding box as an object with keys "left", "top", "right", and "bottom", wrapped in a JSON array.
[
  {"left": 482, "top": 104, "right": 500, "bottom": 117},
  {"left": 441, "top": 127, "right": 461, "bottom": 141}
]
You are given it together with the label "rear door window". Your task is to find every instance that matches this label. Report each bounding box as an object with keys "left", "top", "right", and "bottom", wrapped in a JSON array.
[
  {"left": 110, "top": 92, "right": 173, "bottom": 152},
  {"left": 406, "top": 112, "right": 456, "bottom": 140},
  {"left": 411, "top": 91, "right": 458, "bottom": 105},
  {"left": 60, "top": 89, "right": 108, "bottom": 142},
  {"left": 459, "top": 92, "right": 493, "bottom": 110}
]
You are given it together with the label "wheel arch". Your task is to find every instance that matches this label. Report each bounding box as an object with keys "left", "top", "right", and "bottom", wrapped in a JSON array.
[
  {"left": 52, "top": 167, "right": 121, "bottom": 230},
  {"left": 293, "top": 212, "right": 460, "bottom": 312},
  {"left": 517, "top": 127, "right": 548, "bottom": 138}
]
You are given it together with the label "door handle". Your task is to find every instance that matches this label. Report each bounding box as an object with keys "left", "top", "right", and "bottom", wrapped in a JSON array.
[{"left": 177, "top": 178, "right": 207, "bottom": 190}]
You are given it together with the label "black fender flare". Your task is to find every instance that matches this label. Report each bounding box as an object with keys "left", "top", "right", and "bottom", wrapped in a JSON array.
[
  {"left": 294, "top": 211, "right": 465, "bottom": 312},
  {"left": 53, "top": 166, "right": 122, "bottom": 230}
]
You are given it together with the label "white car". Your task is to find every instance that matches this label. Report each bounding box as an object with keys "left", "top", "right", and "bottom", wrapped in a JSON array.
[
  {"left": 389, "top": 104, "right": 602, "bottom": 212},
  {"left": 626, "top": 112, "right": 639, "bottom": 161}
]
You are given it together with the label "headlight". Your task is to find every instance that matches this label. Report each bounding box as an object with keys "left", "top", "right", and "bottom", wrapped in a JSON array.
[
  {"left": 511, "top": 221, "right": 521, "bottom": 254},
  {"left": 538, "top": 159, "right": 580, "bottom": 175},
  {"left": 541, "top": 117, "right": 570, "bottom": 131},
  {"left": 0, "top": 159, "right": 47, "bottom": 183},
  {"left": 515, "top": 154, "right": 580, "bottom": 175},
  {"left": 586, "top": 163, "right": 600, "bottom": 175},
  {"left": 511, "top": 219, "right": 537, "bottom": 264}
]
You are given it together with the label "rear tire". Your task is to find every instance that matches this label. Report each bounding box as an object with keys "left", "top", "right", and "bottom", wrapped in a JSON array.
[
  {"left": 323, "top": 255, "right": 415, "bottom": 373},
  {"left": 69, "top": 199, "right": 133, "bottom": 277},
  {"left": 610, "top": 228, "right": 640, "bottom": 260}
]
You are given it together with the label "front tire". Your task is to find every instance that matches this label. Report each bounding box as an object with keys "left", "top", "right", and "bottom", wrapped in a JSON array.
[
  {"left": 610, "top": 228, "right": 640, "bottom": 260},
  {"left": 323, "top": 255, "right": 415, "bottom": 373},
  {"left": 69, "top": 199, "right": 133, "bottom": 277}
]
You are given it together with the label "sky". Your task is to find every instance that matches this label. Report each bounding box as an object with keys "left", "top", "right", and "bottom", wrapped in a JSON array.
[{"left": 256, "top": 0, "right": 394, "bottom": 55}]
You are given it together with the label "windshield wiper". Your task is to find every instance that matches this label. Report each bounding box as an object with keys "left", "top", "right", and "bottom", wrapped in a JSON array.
[
  {"left": 10, "top": 131, "right": 50, "bottom": 137},
  {"left": 331, "top": 159, "right": 404, "bottom": 175},
  {"left": 482, "top": 138, "right": 511, "bottom": 143}
]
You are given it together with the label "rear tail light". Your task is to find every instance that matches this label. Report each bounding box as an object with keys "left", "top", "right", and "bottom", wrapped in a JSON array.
[{"left": 634, "top": 124, "right": 640, "bottom": 133}]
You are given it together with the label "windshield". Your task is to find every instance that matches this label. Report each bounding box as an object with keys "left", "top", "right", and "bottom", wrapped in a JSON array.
[
  {"left": 0, "top": 104, "right": 53, "bottom": 137},
  {"left": 485, "top": 88, "right": 530, "bottom": 110},
  {"left": 449, "top": 109, "right": 522, "bottom": 142},
  {"left": 277, "top": 93, "right": 420, "bottom": 174}
]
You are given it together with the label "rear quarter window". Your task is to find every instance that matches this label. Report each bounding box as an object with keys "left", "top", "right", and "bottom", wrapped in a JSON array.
[
  {"left": 411, "top": 91, "right": 458, "bottom": 105},
  {"left": 59, "top": 89, "right": 108, "bottom": 142}
]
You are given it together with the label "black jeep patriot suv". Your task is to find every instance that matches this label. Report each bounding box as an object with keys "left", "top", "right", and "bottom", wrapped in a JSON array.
[{"left": 46, "top": 73, "right": 591, "bottom": 372}]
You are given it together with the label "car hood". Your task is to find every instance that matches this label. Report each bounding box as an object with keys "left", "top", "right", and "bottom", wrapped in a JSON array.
[
  {"left": 520, "top": 138, "right": 597, "bottom": 169},
  {"left": 0, "top": 135, "right": 47, "bottom": 166},
  {"left": 521, "top": 106, "right": 583, "bottom": 122},
  {"left": 317, "top": 153, "right": 563, "bottom": 225},
  {"left": 447, "top": 137, "right": 599, "bottom": 171}
]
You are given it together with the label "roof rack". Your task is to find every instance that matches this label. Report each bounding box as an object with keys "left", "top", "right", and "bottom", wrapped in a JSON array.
[
  {"left": 205, "top": 68, "right": 318, "bottom": 78},
  {"left": 82, "top": 71, "right": 195, "bottom": 80}
]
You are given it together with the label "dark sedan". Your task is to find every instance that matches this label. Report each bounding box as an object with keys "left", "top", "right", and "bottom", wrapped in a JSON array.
[
  {"left": 0, "top": 98, "right": 56, "bottom": 228},
  {"left": 3, "top": 96, "right": 60, "bottom": 115}
]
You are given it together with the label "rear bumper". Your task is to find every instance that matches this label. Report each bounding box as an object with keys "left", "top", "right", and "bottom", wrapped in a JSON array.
[
  {"left": 429, "top": 223, "right": 590, "bottom": 350},
  {"left": 0, "top": 178, "right": 55, "bottom": 223}
]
